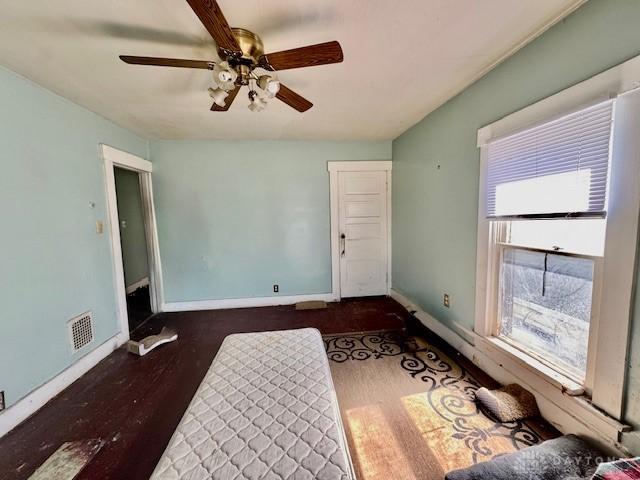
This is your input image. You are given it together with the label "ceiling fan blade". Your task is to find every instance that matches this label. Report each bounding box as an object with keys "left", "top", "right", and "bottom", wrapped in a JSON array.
[
  {"left": 276, "top": 84, "right": 313, "bottom": 112},
  {"left": 185, "top": 0, "right": 242, "bottom": 58},
  {"left": 120, "top": 55, "right": 214, "bottom": 69},
  {"left": 259, "top": 41, "right": 343, "bottom": 71},
  {"left": 211, "top": 85, "right": 240, "bottom": 111}
]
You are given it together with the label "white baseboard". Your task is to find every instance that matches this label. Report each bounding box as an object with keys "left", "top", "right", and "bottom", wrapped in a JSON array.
[
  {"left": 389, "top": 288, "right": 631, "bottom": 456},
  {"left": 162, "top": 293, "right": 336, "bottom": 312},
  {"left": 0, "top": 333, "right": 126, "bottom": 438},
  {"left": 126, "top": 277, "right": 149, "bottom": 294}
]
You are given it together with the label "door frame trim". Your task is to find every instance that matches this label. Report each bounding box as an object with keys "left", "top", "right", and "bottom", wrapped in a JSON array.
[
  {"left": 328, "top": 161, "right": 392, "bottom": 300},
  {"left": 101, "top": 144, "right": 164, "bottom": 340}
]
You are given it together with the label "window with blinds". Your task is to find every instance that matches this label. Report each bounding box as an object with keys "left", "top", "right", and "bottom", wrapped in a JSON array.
[{"left": 485, "top": 100, "right": 614, "bottom": 219}]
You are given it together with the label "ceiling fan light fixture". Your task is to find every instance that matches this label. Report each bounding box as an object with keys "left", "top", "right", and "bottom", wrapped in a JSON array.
[
  {"left": 212, "top": 61, "right": 237, "bottom": 89},
  {"left": 248, "top": 102, "right": 261, "bottom": 113},
  {"left": 219, "top": 80, "right": 236, "bottom": 91},
  {"left": 247, "top": 90, "right": 267, "bottom": 112},
  {"left": 257, "top": 75, "right": 280, "bottom": 98},
  {"left": 208, "top": 87, "right": 229, "bottom": 107}
]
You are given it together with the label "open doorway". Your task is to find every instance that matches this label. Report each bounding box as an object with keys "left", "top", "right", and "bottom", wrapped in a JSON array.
[
  {"left": 102, "top": 144, "right": 163, "bottom": 342},
  {"left": 114, "top": 167, "right": 152, "bottom": 332}
]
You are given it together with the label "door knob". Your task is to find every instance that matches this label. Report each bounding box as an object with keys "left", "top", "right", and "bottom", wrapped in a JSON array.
[{"left": 340, "top": 233, "right": 346, "bottom": 257}]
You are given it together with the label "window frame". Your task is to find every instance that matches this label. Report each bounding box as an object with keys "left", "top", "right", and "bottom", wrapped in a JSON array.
[
  {"left": 489, "top": 226, "right": 604, "bottom": 391},
  {"left": 475, "top": 56, "right": 640, "bottom": 421}
]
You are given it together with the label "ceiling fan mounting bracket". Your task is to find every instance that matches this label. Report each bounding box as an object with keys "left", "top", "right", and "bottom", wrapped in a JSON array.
[{"left": 235, "top": 64, "right": 251, "bottom": 85}]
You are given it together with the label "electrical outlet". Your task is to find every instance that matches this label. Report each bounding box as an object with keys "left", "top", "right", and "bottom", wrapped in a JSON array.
[
  {"left": 273, "top": 284, "right": 279, "bottom": 293},
  {"left": 443, "top": 293, "right": 450, "bottom": 308},
  {"left": 0, "top": 391, "right": 5, "bottom": 411}
]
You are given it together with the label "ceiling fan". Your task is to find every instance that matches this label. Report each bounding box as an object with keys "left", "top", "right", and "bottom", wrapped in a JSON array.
[{"left": 119, "top": 0, "right": 343, "bottom": 113}]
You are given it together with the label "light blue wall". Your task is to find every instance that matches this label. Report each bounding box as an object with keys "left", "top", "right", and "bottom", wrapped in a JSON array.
[
  {"left": 150, "top": 140, "right": 391, "bottom": 302},
  {"left": 115, "top": 168, "right": 149, "bottom": 287},
  {"left": 0, "top": 67, "right": 148, "bottom": 407},
  {"left": 391, "top": 0, "right": 640, "bottom": 435}
]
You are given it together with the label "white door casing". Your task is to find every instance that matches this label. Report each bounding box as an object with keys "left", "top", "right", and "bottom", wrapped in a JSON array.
[
  {"left": 101, "top": 144, "right": 164, "bottom": 340},
  {"left": 328, "top": 161, "right": 392, "bottom": 299}
]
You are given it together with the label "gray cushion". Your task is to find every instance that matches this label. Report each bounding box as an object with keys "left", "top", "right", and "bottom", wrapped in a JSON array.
[{"left": 445, "top": 435, "right": 605, "bottom": 480}]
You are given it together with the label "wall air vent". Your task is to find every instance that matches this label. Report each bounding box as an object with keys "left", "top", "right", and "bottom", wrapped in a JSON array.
[{"left": 68, "top": 311, "right": 94, "bottom": 352}]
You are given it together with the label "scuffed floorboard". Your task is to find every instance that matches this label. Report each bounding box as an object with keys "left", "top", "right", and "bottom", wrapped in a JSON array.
[{"left": 28, "top": 439, "right": 103, "bottom": 480}]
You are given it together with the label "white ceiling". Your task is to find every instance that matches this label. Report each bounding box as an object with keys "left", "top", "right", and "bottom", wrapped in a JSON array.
[{"left": 0, "top": 0, "right": 582, "bottom": 140}]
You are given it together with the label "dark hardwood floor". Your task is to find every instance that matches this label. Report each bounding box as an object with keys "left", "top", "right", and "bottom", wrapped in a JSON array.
[{"left": 0, "top": 297, "right": 407, "bottom": 480}]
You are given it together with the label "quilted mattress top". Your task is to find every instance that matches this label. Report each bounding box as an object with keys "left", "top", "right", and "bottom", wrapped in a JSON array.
[{"left": 151, "top": 328, "right": 355, "bottom": 480}]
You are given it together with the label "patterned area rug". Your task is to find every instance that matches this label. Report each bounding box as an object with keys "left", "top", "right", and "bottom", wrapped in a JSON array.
[{"left": 324, "top": 330, "right": 555, "bottom": 480}]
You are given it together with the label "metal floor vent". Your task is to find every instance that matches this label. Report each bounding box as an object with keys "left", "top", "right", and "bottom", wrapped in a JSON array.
[{"left": 68, "top": 312, "right": 94, "bottom": 352}]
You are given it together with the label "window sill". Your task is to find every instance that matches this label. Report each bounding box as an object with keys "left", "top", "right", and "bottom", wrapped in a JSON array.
[
  {"left": 477, "top": 335, "right": 630, "bottom": 447},
  {"left": 479, "top": 336, "right": 585, "bottom": 396}
]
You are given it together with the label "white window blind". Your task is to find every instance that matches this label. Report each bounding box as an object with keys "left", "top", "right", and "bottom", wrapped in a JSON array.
[{"left": 485, "top": 100, "right": 614, "bottom": 219}]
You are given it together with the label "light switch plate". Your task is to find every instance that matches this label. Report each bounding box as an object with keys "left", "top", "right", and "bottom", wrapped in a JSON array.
[{"left": 96, "top": 220, "right": 104, "bottom": 234}]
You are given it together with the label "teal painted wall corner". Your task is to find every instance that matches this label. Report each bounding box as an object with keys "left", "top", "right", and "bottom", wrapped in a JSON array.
[{"left": 0, "top": 66, "right": 148, "bottom": 408}]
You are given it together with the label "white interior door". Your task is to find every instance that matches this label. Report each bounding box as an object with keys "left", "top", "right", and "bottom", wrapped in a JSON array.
[{"left": 338, "top": 170, "right": 389, "bottom": 297}]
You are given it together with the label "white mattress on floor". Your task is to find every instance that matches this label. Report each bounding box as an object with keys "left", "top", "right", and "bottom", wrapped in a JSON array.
[{"left": 151, "top": 328, "right": 355, "bottom": 480}]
